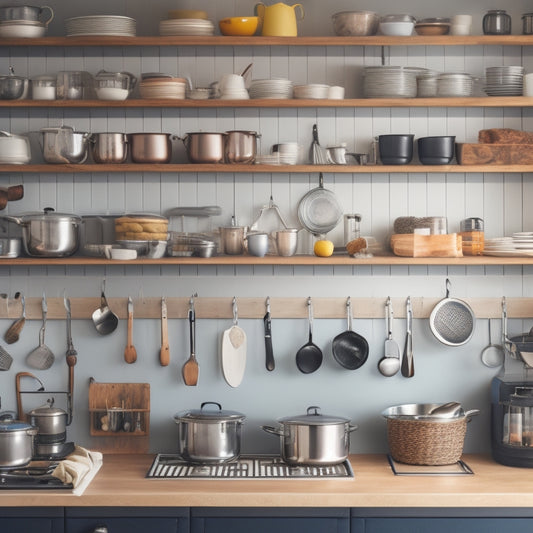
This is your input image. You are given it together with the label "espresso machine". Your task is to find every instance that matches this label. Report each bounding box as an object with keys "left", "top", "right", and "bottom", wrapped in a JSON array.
[{"left": 491, "top": 299, "right": 533, "bottom": 467}]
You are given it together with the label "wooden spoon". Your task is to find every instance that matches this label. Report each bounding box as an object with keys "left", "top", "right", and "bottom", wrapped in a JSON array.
[
  {"left": 4, "top": 292, "right": 25, "bottom": 344},
  {"left": 182, "top": 297, "right": 199, "bottom": 386},
  {"left": 160, "top": 296, "right": 170, "bottom": 366},
  {"left": 124, "top": 296, "right": 137, "bottom": 364}
]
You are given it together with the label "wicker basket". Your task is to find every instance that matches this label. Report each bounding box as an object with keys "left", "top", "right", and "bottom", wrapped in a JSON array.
[{"left": 387, "top": 417, "right": 467, "bottom": 465}]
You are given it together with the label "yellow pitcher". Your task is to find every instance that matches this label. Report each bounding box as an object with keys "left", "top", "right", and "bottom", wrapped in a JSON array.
[{"left": 255, "top": 2, "right": 304, "bottom": 37}]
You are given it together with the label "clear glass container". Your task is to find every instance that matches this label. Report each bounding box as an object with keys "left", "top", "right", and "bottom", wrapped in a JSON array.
[{"left": 31, "top": 75, "right": 56, "bottom": 100}]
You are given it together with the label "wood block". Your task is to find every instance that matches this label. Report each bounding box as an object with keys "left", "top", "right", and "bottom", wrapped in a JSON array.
[
  {"left": 390, "top": 233, "right": 463, "bottom": 258},
  {"left": 456, "top": 143, "right": 533, "bottom": 165}
]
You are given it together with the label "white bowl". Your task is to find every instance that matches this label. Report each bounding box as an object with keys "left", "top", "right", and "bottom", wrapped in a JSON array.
[
  {"left": 95, "top": 87, "right": 129, "bottom": 101},
  {"left": 110, "top": 248, "right": 137, "bottom": 260},
  {"left": 0, "top": 22, "right": 46, "bottom": 38},
  {"left": 379, "top": 21, "right": 414, "bottom": 36}
]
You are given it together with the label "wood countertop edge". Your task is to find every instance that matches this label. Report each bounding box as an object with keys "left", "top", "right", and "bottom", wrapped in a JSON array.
[{"left": 2, "top": 453, "right": 533, "bottom": 508}]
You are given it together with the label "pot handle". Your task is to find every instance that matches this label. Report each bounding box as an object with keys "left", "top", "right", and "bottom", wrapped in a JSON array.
[
  {"left": 261, "top": 425, "right": 283, "bottom": 437},
  {"left": 465, "top": 409, "right": 481, "bottom": 420},
  {"left": 348, "top": 424, "right": 358, "bottom": 433},
  {"left": 26, "top": 427, "right": 38, "bottom": 436},
  {"left": 200, "top": 401, "right": 222, "bottom": 412}
]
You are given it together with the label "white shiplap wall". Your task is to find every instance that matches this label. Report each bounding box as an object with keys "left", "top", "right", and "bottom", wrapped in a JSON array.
[{"left": 1, "top": 0, "right": 533, "bottom": 456}]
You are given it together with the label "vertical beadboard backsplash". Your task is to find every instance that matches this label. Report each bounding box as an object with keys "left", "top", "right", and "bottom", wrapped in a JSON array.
[{"left": 0, "top": 0, "right": 533, "bottom": 456}]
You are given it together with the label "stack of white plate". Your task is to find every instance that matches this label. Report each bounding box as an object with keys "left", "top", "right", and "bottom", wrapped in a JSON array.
[
  {"left": 293, "top": 84, "right": 330, "bottom": 99},
  {"left": 417, "top": 72, "right": 440, "bottom": 97},
  {"left": 436, "top": 73, "right": 474, "bottom": 97},
  {"left": 363, "top": 66, "right": 425, "bottom": 98},
  {"left": 484, "top": 66, "right": 524, "bottom": 96},
  {"left": 249, "top": 78, "right": 293, "bottom": 99},
  {"left": 483, "top": 236, "right": 533, "bottom": 256},
  {"left": 512, "top": 232, "right": 533, "bottom": 250},
  {"left": 255, "top": 154, "right": 281, "bottom": 165},
  {"left": 159, "top": 18, "right": 214, "bottom": 36},
  {"left": 65, "top": 15, "right": 136, "bottom": 37},
  {"left": 139, "top": 77, "right": 187, "bottom": 99}
]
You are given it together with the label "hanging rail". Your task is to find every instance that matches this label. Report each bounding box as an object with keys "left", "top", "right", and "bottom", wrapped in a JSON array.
[{"left": 0, "top": 296, "right": 532, "bottom": 320}]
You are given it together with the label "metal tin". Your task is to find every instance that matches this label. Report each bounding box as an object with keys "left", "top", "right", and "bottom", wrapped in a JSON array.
[{"left": 483, "top": 10, "right": 511, "bottom": 35}]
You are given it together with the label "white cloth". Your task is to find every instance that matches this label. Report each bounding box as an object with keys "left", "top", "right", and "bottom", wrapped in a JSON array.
[{"left": 52, "top": 445, "right": 103, "bottom": 495}]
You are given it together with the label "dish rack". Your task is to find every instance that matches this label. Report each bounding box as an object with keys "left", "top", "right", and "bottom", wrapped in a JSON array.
[{"left": 88, "top": 378, "right": 150, "bottom": 453}]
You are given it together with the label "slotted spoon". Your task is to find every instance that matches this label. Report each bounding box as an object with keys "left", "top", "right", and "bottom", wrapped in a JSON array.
[{"left": 27, "top": 293, "right": 54, "bottom": 370}]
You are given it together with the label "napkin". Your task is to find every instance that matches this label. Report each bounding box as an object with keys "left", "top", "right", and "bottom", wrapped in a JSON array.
[{"left": 52, "top": 445, "right": 103, "bottom": 495}]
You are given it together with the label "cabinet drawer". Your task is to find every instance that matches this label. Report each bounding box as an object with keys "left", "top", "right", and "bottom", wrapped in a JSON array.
[
  {"left": 362, "top": 518, "right": 533, "bottom": 533},
  {"left": 191, "top": 507, "right": 349, "bottom": 533},
  {"left": 0, "top": 507, "right": 64, "bottom": 533}
]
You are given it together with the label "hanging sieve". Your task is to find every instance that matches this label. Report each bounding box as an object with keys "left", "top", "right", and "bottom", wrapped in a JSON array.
[{"left": 429, "top": 279, "right": 476, "bottom": 346}]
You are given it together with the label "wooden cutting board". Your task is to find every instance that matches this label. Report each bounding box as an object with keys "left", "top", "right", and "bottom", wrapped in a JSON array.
[
  {"left": 456, "top": 143, "right": 533, "bottom": 165},
  {"left": 390, "top": 233, "right": 463, "bottom": 258}
]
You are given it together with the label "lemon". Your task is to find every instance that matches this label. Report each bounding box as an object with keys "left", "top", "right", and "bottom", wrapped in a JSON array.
[{"left": 314, "top": 239, "right": 334, "bottom": 257}]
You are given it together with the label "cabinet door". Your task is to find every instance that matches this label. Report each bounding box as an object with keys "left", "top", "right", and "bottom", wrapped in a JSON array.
[
  {"left": 363, "top": 518, "right": 533, "bottom": 533},
  {"left": 191, "top": 507, "right": 349, "bottom": 533},
  {"left": 65, "top": 507, "right": 189, "bottom": 533},
  {"left": 0, "top": 507, "right": 64, "bottom": 533}
]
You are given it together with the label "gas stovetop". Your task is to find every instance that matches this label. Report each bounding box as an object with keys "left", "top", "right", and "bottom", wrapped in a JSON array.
[
  {"left": 146, "top": 454, "right": 354, "bottom": 479},
  {"left": 0, "top": 461, "right": 73, "bottom": 490}
]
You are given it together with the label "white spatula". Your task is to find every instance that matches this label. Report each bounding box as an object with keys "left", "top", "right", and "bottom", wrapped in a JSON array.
[{"left": 221, "top": 297, "right": 247, "bottom": 388}]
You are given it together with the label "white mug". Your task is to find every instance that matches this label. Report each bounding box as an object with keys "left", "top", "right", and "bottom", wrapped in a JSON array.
[{"left": 523, "top": 73, "right": 533, "bottom": 96}]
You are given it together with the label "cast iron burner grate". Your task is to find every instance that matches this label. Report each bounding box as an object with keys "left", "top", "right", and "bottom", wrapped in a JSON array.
[
  {"left": 146, "top": 454, "right": 354, "bottom": 479},
  {"left": 0, "top": 461, "right": 73, "bottom": 490}
]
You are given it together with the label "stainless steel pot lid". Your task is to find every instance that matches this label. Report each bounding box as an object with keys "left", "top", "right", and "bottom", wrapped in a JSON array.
[
  {"left": 13, "top": 207, "right": 81, "bottom": 223},
  {"left": 29, "top": 404, "right": 67, "bottom": 417},
  {"left": 0, "top": 419, "right": 33, "bottom": 432},
  {"left": 278, "top": 406, "right": 351, "bottom": 426},
  {"left": 174, "top": 401, "right": 245, "bottom": 423}
]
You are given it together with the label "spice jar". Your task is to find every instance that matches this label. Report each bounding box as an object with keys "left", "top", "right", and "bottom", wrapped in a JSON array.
[
  {"left": 483, "top": 10, "right": 511, "bottom": 35},
  {"left": 343, "top": 214, "right": 361, "bottom": 245},
  {"left": 460, "top": 217, "right": 484, "bottom": 255}
]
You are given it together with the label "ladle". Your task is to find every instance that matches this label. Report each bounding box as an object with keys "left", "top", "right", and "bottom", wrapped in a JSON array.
[
  {"left": 91, "top": 279, "right": 118, "bottom": 335},
  {"left": 378, "top": 297, "right": 400, "bottom": 377},
  {"left": 26, "top": 293, "right": 55, "bottom": 370},
  {"left": 481, "top": 318, "right": 505, "bottom": 368},
  {"left": 295, "top": 297, "right": 323, "bottom": 374}
]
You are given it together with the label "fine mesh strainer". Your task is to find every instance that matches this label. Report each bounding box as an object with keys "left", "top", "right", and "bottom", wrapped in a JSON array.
[{"left": 429, "top": 279, "right": 476, "bottom": 346}]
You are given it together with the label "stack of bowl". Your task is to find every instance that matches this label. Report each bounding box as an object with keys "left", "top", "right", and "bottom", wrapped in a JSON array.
[
  {"left": 379, "top": 14, "right": 416, "bottom": 36},
  {"left": 159, "top": 9, "right": 214, "bottom": 36},
  {"left": 436, "top": 72, "right": 474, "bottom": 97},
  {"left": 293, "top": 84, "right": 330, "bottom": 99},
  {"left": 139, "top": 73, "right": 187, "bottom": 99}
]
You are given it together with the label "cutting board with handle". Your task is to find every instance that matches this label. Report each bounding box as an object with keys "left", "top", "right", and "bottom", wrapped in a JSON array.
[{"left": 221, "top": 301, "right": 247, "bottom": 387}]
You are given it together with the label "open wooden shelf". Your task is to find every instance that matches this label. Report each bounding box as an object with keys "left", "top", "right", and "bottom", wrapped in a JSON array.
[
  {"left": 1, "top": 163, "right": 531, "bottom": 174},
  {"left": 2, "top": 97, "right": 532, "bottom": 108},
  {"left": 1, "top": 254, "right": 532, "bottom": 267},
  {"left": 2, "top": 34, "right": 533, "bottom": 47}
]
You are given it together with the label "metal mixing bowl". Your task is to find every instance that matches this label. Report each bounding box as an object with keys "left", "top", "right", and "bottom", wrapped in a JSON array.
[{"left": 332, "top": 11, "right": 379, "bottom": 36}]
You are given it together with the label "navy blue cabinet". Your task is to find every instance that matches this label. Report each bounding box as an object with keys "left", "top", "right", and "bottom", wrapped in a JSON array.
[
  {"left": 351, "top": 508, "right": 533, "bottom": 533},
  {"left": 65, "top": 507, "right": 189, "bottom": 533},
  {"left": 0, "top": 507, "right": 64, "bottom": 533},
  {"left": 191, "top": 507, "right": 350, "bottom": 533}
]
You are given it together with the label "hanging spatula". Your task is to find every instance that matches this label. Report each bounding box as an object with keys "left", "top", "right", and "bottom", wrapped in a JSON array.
[
  {"left": 27, "top": 293, "right": 55, "bottom": 370},
  {"left": 124, "top": 296, "right": 137, "bottom": 364},
  {"left": 160, "top": 296, "right": 170, "bottom": 366},
  {"left": 221, "top": 297, "right": 247, "bottom": 387},
  {"left": 182, "top": 296, "right": 199, "bottom": 386}
]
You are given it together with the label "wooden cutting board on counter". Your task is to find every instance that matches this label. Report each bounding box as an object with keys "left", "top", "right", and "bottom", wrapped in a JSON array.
[{"left": 456, "top": 143, "right": 533, "bottom": 165}]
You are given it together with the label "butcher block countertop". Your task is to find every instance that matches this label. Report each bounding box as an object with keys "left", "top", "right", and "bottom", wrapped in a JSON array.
[{"left": 2, "top": 454, "right": 533, "bottom": 508}]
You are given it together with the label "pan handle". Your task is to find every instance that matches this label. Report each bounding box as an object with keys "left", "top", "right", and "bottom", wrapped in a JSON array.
[
  {"left": 307, "top": 296, "right": 313, "bottom": 342},
  {"left": 261, "top": 425, "right": 283, "bottom": 437}
]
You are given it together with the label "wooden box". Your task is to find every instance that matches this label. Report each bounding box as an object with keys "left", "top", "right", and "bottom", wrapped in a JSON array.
[
  {"left": 390, "top": 233, "right": 463, "bottom": 258},
  {"left": 456, "top": 143, "right": 533, "bottom": 165}
]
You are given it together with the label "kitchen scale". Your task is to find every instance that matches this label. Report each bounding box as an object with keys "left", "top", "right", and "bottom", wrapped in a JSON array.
[{"left": 147, "top": 454, "right": 354, "bottom": 479}]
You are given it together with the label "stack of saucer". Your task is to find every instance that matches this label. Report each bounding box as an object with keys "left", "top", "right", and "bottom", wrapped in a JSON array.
[
  {"left": 159, "top": 18, "right": 214, "bottom": 36},
  {"left": 436, "top": 73, "right": 474, "bottom": 97},
  {"left": 484, "top": 66, "right": 524, "bottom": 96},
  {"left": 139, "top": 74, "right": 187, "bottom": 99},
  {"left": 293, "top": 84, "right": 330, "bottom": 99},
  {"left": 65, "top": 15, "right": 136, "bottom": 36},
  {"left": 249, "top": 78, "right": 293, "bottom": 99}
]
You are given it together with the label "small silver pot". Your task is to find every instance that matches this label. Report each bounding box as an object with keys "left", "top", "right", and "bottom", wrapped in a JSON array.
[
  {"left": 181, "top": 132, "right": 227, "bottom": 164},
  {"left": 174, "top": 402, "right": 245, "bottom": 463},
  {"left": 262, "top": 406, "right": 358, "bottom": 466},
  {"left": 219, "top": 226, "right": 247, "bottom": 255},
  {"left": 0, "top": 418, "right": 38, "bottom": 469},
  {"left": 40, "top": 126, "right": 91, "bottom": 164},
  {"left": 91, "top": 132, "right": 128, "bottom": 164},
  {"left": 1, "top": 207, "right": 81, "bottom": 257},
  {"left": 28, "top": 403, "right": 70, "bottom": 444},
  {"left": 0, "top": 74, "right": 25, "bottom": 100},
  {"left": 225, "top": 130, "right": 260, "bottom": 164},
  {"left": 129, "top": 133, "right": 174, "bottom": 163}
]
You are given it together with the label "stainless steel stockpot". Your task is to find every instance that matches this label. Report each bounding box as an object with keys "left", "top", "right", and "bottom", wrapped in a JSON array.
[
  {"left": 128, "top": 132, "right": 175, "bottom": 163},
  {"left": 90, "top": 132, "right": 128, "bottom": 164},
  {"left": 1, "top": 207, "right": 82, "bottom": 257},
  {"left": 224, "top": 130, "right": 261, "bottom": 164},
  {"left": 262, "top": 406, "right": 358, "bottom": 466},
  {"left": 174, "top": 402, "right": 245, "bottom": 463},
  {"left": 40, "top": 126, "right": 91, "bottom": 164},
  {"left": 28, "top": 402, "right": 70, "bottom": 443},
  {"left": 181, "top": 132, "right": 227, "bottom": 164},
  {"left": 0, "top": 418, "right": 38, "bottom": 469}
]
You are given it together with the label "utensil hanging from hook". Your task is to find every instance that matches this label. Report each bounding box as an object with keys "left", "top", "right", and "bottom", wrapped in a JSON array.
[{"left": 221, "top": 297, "right": 247, "bottom": 387}]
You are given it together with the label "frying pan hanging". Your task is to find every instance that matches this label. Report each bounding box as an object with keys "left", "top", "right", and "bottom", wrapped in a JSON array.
[
  {"left": 332, "top": 297, "right": 369, "bottom": 370},
  {"left": 297, "top": 173, "right": 342, "bottom": 235},
  {"left": 429, "top": 279, "right": 476, "bottom": 346}
]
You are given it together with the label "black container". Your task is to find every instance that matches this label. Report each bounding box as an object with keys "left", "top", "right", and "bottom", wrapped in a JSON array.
[
  {"left": 378, "top": 134, "right": 414, "bottom": 165},
  {"left": 417, "top": 136, "right": 456, "bottom": 165}
]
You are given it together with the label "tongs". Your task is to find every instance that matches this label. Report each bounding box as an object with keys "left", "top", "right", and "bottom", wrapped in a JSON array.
[{"left": 250, "top": 196, "right": 289, "bottom": 232}]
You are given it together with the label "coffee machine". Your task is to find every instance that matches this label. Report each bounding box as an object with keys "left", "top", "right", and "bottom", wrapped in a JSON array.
[{"left": 491, "top": 300, "right": 533, "bottom": 467}]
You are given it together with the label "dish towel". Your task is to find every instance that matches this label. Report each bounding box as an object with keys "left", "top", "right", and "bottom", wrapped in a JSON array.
[{"left": 52, "top": 445, "right": 103, "bottom": 496}]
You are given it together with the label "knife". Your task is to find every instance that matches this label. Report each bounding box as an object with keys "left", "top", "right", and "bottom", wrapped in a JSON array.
[
  {"left": 160, "top": 296, "right": 170, "bottom": 367},
  {"left": 264, "top": 297, "right": 275, "bottom": 371}
]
